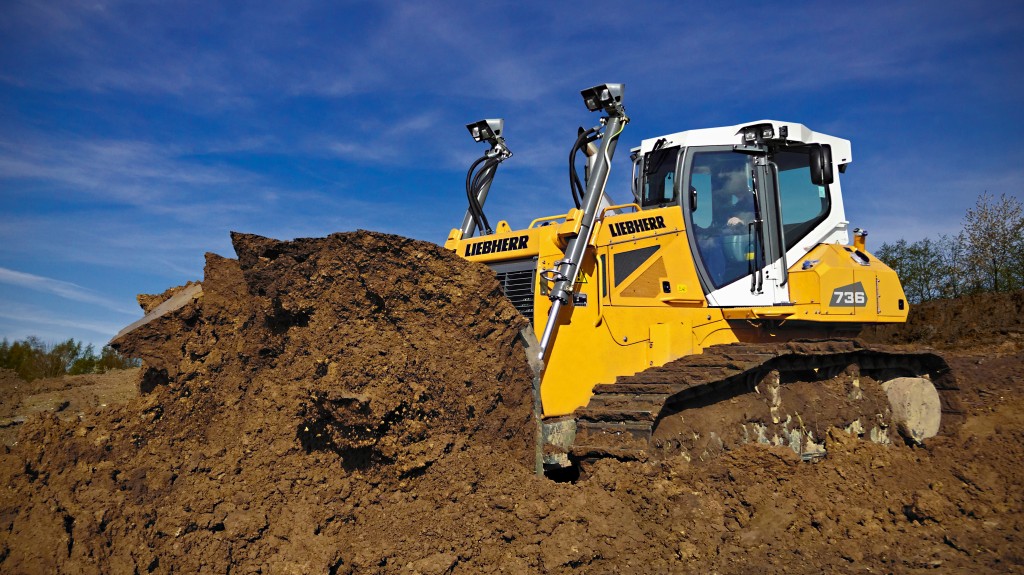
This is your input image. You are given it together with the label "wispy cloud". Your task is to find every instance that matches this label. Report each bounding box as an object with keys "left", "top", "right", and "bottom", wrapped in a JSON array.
[
  {"left": 0, "top": 136, "right": 250, "bottom": 207},
  {"left": 844, "top": 159, "right": 1024, "bottom": 245},
  {"left": 0, "top": 303, "right": 129, "bottom": 342},
  {"left": 324, "top": 111, "right": 444, "bottom": 164},
  {"left": 0, "top": 267, "right": 137, "bottom": 315},
  {"left": 4, "top": 0, "right": 1019, "bottom": 111},
  {"left": 0, "top": 122, "right": 440, "bottom": 284},
  {"left": 0, "top": 129, "right": 396, "bottom": 237}
]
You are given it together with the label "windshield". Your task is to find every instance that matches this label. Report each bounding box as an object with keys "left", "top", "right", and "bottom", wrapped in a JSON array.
[
  {"left": 774, "top": 149, "right": 831, "bottom": 250},
  {"left": 688, "top": 150, "right": 757, "bottom": 289}
]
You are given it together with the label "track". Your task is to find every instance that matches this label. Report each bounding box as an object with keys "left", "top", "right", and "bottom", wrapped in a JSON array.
[{"left": 572, "top": 339, "right": 964, "bottom": 462}]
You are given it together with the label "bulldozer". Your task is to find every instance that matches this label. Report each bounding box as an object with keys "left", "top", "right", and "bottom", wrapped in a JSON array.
[
  {"left": 109, "top": 82, "right": 961, "bottom": 476},
  {"left": 445, "top": 83, "right": 962, "bottom": 472}
]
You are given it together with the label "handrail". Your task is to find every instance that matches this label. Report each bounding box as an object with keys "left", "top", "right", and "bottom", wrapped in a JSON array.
[
  {"left": 600, "top": 203, "right": 641, "bottom": 218},
  {"left": 528, "top": 213, "right": 570, "bottom": 229}
]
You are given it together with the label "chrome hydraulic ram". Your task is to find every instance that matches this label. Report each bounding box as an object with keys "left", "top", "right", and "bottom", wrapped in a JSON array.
[{"left": 538, "top": 84, "right": 629, "bottom": 361}]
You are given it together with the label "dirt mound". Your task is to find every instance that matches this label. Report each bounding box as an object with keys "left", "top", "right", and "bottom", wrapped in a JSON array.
[
  {"left": 0, "top": 368, "right": 140, "bottom": 447},
  {"left": 0, "top": 368, "right": 25, "bottom": 416},
  {"left": 114, "top": 231, "right": 534, "bottom": 473},
  {"left": 0, "top": 369, "right": 140, "bottom": 417},
  {"left": 864, "top": 290, "right": 1024, "bottom": 350},
  {"left": 137, "top": 282, "right": 199, "bottom": 314},
  {"left": 0, "top": 368, "right": 19, "bottom": 388},
  {"left": 0, "top": 231, "right": 535, "bottom": 573},
  {"left": 0, "top": 233, "right": 1022, "bottom": 574}
]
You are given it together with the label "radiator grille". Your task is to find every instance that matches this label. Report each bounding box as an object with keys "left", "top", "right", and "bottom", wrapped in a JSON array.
[{"left": 491, "top": 259, "right": 536, "bottom": 322}]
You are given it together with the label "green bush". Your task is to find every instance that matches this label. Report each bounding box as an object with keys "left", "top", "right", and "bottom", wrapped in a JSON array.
[{"left": 0, "top": 337, "right": 139, "bottom": 382}]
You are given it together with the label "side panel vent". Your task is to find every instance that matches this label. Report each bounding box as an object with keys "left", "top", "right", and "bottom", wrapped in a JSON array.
[{"left": 490, "top": 259, "right": 536, "bottom": 322}]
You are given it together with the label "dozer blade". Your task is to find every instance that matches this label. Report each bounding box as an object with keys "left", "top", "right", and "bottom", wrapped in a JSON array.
[{"left": 111, "top": 283, "right": 203, "bottom": 343}]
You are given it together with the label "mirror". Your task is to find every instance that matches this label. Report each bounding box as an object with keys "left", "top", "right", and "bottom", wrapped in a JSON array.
[{"left": 809, "top": 144, "right": 834, "bottom": 186}]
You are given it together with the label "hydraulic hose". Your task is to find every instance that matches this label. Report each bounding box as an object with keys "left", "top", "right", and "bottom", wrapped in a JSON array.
[
  {"left": 465, "top": 154, "right": 498, "bottom": 235},
  {"left": 569, "top": 128, "right": 599, "bottom": 209},
  {"left": 465, "top": 155, "right": 489, "bottom": 234}
]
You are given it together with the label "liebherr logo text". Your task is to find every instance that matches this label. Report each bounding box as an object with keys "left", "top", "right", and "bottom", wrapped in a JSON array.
[
  {"left": 464, "top": 235, "right": 529, "bottom": 257},
  {"left": 609, "top": 216, "right": 666, "bottom": 237}
]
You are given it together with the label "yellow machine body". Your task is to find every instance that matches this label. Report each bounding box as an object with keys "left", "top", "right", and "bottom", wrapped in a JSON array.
[{"left": 445, "top": 203, "right": 908, "bottom": 417}]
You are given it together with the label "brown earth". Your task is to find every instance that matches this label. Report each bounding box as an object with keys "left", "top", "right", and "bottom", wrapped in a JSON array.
[
  {"left": 862, "top": 290, "right": 1024, "bottom": 350},
  {"left": 0, "top": 368, "right": 141, "bottom": 448},
  {"left": 0, "top": 231, "right": 1021, "bottom": 574}
]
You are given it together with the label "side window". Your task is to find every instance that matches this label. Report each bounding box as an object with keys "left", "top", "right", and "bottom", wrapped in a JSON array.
[
  {"left": 640, "top": 146, "right": 680, "bottom": 207},
  {"left": 775, "top": 149, "right": 830, "bottom": 249}
]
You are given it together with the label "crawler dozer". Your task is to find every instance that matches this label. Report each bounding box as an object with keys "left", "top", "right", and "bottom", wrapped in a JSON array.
[{"left": 447, "top": 84, "right": 962, "bottom": 472}]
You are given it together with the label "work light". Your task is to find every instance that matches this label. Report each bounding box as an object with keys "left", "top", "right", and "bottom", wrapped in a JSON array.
[{"left": 466, "top": 119, "right": 503, "bottom": 144}]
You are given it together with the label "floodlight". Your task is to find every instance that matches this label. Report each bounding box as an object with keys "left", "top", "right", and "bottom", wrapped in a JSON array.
[
  {"left": 466, "top": 119, "right": 504, "bottom": 144},
  {"left": 580, "top": 83, "right": 625, "bottom": 114},
  {"left": 740, "top": 122, "right": 776, "bottom": 144}
]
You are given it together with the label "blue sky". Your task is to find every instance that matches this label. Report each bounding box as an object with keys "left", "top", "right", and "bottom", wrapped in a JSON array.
[{"left": 1, "top": 0, "right": 1022, "bottom": 348}]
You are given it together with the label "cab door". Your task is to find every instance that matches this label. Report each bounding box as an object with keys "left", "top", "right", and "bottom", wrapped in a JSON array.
[{"left": 681, "top": 146, "right": 789, "bottom": 307}]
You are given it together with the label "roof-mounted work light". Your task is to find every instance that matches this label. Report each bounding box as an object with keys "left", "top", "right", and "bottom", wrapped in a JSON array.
[
  {"left": 580, "top": 83, "right": 625, "bottom": 115},
  {"left": 466, "top": 119, "right": 504, "bottom": 145},
  {"left": 741, "top": 122, "right": 776, "bottom": 144}
]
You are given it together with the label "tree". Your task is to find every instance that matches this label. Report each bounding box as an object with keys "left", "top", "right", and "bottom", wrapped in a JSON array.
[
  {"left": 935, "top": 232, "right": 969, "bottom": 300},
  {"left": 69, "top": 344, "right": 99, "bottom": 375},
  {"left": 905, "top": 238, "right": 948, "bottom": 303},
  {"left": 96, "top": 345, "right": 140, "bottom": 372},
  {"left": 0, "top": 336, "right": 138, "bottom": 381},
  {"left": 29, "top": 338, "right": 86, "bottom": 379},
  {"left": 0, "top": 339, "right": 34, "bottom": 377},
  {"left": 875, "top": 193, "right": 1024, "bottom": 303},
  {"left": 876, "top": 238, "right": 947, "bottom": 304},
  {"left": 961, "top": 192, "right": 1024, "bottom": 293}
]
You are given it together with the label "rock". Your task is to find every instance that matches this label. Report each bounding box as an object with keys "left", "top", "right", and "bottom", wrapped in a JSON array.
[{"left": 882, "top": 377, "right": 942, "bottom": 443}]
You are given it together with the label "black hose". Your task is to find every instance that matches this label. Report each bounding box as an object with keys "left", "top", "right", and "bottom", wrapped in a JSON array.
[
  {"left": 465, "top": 155, "right": 489, "bottom": 235},
  {"left": 569, "top": 139, "right": 584, "bottom": 208},
  {"left": 473, "top": 159, "right": 500, "bottom": 234},
  {"left": 569, "top": 128, "right": 599, "bottom": 209},
  {"left": 466, "top": 154, "right": 499, "bottom": 235}
]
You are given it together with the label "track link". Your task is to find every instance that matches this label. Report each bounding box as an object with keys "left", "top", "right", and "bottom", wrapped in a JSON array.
[{"left": 571, "top": 339, "right": 963, "bottom": 462}]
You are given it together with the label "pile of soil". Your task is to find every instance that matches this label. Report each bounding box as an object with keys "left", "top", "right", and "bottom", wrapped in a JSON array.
[
  {"left": 0, "top": 368, "right": 140, "bottom": 447},
  {"left": 863, "top": 290, "right": 1024, "bottom": 350},
  {"left": 0, "top": 231, "right": 535, "bottom": 573},
  {"left": 112, "top": 231, "right": 535, "bottom": 476},
  {"left": 0, "top": 231, "right": 1021, "bottom": 574}
]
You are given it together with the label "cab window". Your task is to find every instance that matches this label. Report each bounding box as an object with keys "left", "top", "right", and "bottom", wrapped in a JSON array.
[
  {"left": 640, "top": 145, "right": 680, "bottom": 207},
  {"left": 775, "top": 149, "right": 830, "bottom": 250}
]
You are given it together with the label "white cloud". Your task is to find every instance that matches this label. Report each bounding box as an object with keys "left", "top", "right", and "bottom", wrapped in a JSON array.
[
  {"left": 0, "top": 136, "right": 251, "bottom": 209},
  {"left": 0, "top": 303, "right": 129, "bottom": 343},
  {"left": 0, "top": 266, "right": 137, "bottom": 315}
]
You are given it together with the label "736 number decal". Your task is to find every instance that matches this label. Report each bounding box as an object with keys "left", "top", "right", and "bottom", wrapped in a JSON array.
[{"left": 830, "top": 282, "right": 867, "bottom": 307}]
